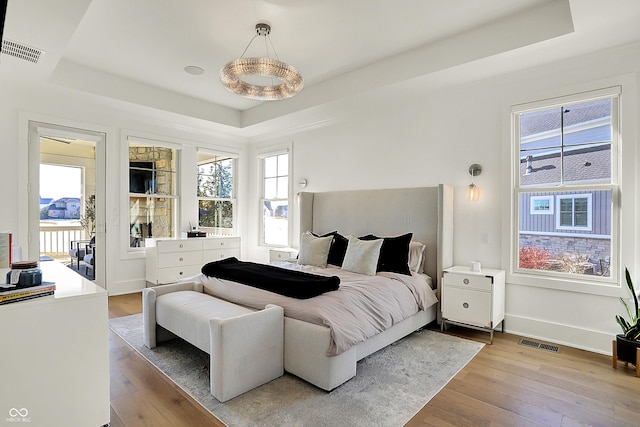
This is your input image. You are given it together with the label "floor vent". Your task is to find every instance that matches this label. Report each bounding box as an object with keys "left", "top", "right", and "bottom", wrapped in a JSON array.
[
  {"left": 518, "top": 338, "right": 561, "bottom": 353},
  {"left": 1, "top": 39, "right": 45, "bottom": 64}
]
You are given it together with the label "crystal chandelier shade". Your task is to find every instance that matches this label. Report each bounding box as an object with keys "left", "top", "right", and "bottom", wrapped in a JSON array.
[{"left": 220, "top": 23, "right": 304, "bottom": 101}]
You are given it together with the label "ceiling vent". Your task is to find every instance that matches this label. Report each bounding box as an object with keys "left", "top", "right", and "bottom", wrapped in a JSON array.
[{"left": 1, "top": 39, "right": 44, "bottom": 63}]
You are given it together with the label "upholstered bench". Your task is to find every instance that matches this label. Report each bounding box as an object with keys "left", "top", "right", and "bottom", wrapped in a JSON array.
[{"left": 142, "top": 281, "right": 284, "bottom": 402}]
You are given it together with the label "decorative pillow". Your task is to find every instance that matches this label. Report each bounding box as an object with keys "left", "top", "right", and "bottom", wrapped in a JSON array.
[
  {"left": 297, "top": 232, "right": 333, "bottom": 267},
  {"left": 408, "top": 241, "right": 426, "bottom": 273},
  {"left": 360, "top": 233, "right": 413, "bottom": 275},
  {"left": 341, "top": 236, "right": 383, "bottom": 276},
  {"left": 314, "top": 231, "right": 349, "bottom": 266}
]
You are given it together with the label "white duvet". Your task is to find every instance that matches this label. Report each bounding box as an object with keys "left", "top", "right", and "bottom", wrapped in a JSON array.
[{"left": 184, "top": 261, "right": 438, "bottom": 356}]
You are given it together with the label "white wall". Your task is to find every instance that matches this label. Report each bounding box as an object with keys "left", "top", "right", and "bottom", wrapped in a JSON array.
[{"left": 247, "top": 42, "right": 640, "bottom": 354}]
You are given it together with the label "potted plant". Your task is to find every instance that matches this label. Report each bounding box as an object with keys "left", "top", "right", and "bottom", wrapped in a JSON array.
[
  {"left": 615, "top": 268, "right": 640, "bottom": 364},
  {"left": 80, "top": 195, "right": 96, "bottom": 239}
]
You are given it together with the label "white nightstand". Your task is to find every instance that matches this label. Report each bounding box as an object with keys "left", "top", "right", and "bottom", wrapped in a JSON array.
[
  {"left": 269, "top": 248, "right": 298, "bottom": 262},
  {"left": 441, "top": 266, "right": 505, "bottom": 344}
]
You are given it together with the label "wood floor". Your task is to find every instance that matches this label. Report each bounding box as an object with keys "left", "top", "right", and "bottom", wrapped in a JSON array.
[{"left": 108, "top": 293, "right": 640, "bottom": 427}]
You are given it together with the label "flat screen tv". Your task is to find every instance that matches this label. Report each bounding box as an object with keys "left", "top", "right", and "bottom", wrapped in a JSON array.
[{"left": 129, "top": 162, "right": 154, "bottom": 194}]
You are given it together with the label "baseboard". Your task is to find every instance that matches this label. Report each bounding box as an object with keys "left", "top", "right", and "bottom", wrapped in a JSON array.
[
  {"left": 106, "top": 279, "right": 146, "bottom": 296},
  {"left": 504, "top": 314, "right": 613, "bottom": 356}
]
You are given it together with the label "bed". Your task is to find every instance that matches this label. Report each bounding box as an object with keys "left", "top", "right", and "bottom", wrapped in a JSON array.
[{"left": 185, "top": 185, "right": 453, "bottom": 391}]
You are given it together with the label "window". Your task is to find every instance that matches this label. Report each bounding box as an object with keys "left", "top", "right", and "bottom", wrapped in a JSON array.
[
  {"left": 556, "top": 194, "right": 592, "bottom": 230},
  {"left": 260, "top": 151, "right": 289, "bottom": 246},
  {"left": 128, "top": 142, "right": 178, "bottom": 248},
  {"left": 530, "top": 196, "right": 553, "bottom": 215},
  {"left": 513, "top": 88, "right": 619, "bottom": 282},
  {"left": 197, "top": 151, "right": 236, "bottom": 235}
]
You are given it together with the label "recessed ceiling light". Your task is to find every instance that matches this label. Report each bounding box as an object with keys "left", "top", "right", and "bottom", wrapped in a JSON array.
[{"left": 184, "top": 65, "right": 204, "bottom": 75}]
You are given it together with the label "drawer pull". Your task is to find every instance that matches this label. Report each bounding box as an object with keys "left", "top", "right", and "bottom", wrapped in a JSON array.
[
  {"left": 220, "top": 242, "right": 224, "bottom": 246},
  {"left": 179, "top": 257, "right": 184, "bottom": 262},
  {"left": 179, "top": 244, "right": 184, "bottom": 248},
  {"left": 463, "top": 278, "right": 469, "bottom": 285},
  {"left": 179, "top": 271, "right": 183, "bottom": 275},
  {"left": 463, "top": 302, "right": 469, "bottom": 309}
]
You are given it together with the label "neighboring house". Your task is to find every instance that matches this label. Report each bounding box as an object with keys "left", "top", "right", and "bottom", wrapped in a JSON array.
[
  {"left": 518, "top": 100, "right": 612, "bottom": 275},
  {"left": 41, "top": 197, "right": 81, "bottom": 220}
]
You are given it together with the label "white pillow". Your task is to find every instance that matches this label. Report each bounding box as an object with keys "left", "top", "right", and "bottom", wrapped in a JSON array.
[
  {"left": 297, "top": 232, "right": 333, "bottom": 267},
  {"left": 408, "top": 241, "right": 426, "bottom": 273},
  {"left": 341, "top": 236, "right": 383, "bottom": 276}
]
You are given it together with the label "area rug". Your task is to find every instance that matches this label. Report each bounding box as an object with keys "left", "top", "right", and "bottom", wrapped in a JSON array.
[{"left": 109, "top": 314, "right": 483, "bottom": 427}]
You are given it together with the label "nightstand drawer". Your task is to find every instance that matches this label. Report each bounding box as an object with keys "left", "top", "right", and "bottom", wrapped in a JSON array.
[
  {"left": 443, "top": 272, "right": 493, "bottom": 291},
  {"left": 270, "top": 249, "right": 297, "bottom": 262},
  {"left": 442, "top": 287, "right": 492, "bottom": 328}
]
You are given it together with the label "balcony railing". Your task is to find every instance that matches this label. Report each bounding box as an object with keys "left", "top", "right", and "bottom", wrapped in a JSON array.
[{"left": 40, "top": 223, "right": 87, "bottom": 260}]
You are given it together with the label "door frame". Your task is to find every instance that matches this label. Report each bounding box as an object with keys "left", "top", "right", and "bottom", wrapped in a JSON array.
[{"left": 24, "top": 117, "right": 107, "bottom": 287}]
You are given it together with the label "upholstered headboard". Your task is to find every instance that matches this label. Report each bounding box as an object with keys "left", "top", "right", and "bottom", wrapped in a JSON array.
[{"left": 298, "top": 185, "right": 453, "bottom": 291}]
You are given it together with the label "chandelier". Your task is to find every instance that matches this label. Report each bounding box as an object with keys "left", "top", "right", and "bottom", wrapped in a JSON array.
[{"left": 220, "top": 23, "right": 303, "bottom": 101}]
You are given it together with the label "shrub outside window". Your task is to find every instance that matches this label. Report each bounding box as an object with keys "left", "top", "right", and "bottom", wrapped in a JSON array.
[{"left": 513, "top": 88, "right": 619, "bottom": 283}]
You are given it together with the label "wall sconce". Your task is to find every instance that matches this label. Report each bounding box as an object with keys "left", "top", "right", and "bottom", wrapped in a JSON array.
[{"left": 466, "top": 164, "right": 482, "bottom": 201}]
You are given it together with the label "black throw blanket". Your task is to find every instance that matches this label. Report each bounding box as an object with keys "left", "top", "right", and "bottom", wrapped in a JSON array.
[{"left": 201, "top": 257, "right": 340, "bottom": 299}]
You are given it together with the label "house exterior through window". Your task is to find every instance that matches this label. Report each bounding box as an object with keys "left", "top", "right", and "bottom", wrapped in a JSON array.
[{"left": 513, "top": 88, "right": 619, "bottom": 283}]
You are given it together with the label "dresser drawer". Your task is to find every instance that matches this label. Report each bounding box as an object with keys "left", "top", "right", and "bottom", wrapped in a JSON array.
[
  {"left": 157, "top": 250, "right": 203, "bottom": 268},
  {"left": 156, "top": 239, "right": 203, "bottom": 253},
  {"left": 203, "top": 248, "right": 241, "bottom": 263},
  {"left": 442, "top": 286, "right": 492, "bottom": 328},
  {"left": 203, "top": 237, "right": 240, "bottom": 250},
  {"left": 157, "top": 265, "right": 203, "bottom": 284},
  {"left": 443, "top": 272, "right": 493, "bottom": 291}
]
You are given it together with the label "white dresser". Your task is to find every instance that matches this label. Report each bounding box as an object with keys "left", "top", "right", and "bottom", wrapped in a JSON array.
[
  {"left": 0, "top": 261, "right": 109, "bottom": 426},
  {"left": 441, "top": 265, "right": 505, "bottom": 343},
  {"left": 145, "top": 236, "right": 240, "bottom": 285}
]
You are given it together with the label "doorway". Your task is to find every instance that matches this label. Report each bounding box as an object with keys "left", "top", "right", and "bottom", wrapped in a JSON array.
[{"left": 28, "top": 121, "right": 106, "bottom": 287}]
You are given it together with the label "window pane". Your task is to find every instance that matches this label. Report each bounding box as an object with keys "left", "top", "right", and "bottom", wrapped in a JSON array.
[
  {"left": 520, "top": 150, "right": 562, "bottom": 186},
  {"left": 199, "top": 200, "right": 233, "bottom": 230},
  {"left": 264, "top": 177, "right": 277, "bottom": 199},
  {"left": 129, "top": 145, "right": 177, "bottom": 196},
  {"left": 518, "top": 190, "right": 611, "bottom": 277},
  {"left": 277, "top": 154, "right": 288, "bottom": 176},
  {"left": 263, "top": 200, "right": 288, "bottom": 246},
  {"left": 265, "top": 156, "right": 277, "bottom": 178},
  {"left": 563, "top": 144, "right": 611, "bottom": 184},
  {"left": 277, "top": 176, "right": 288, "bottom": 199},
  {"left": 563, "top": 98, "right": 612, "bottom": 146},
  {"left": 198, "top": 158, "right": 233, "bottom": 198},
  {"left": 129, "top": 196, "right": 175, "bottom": 247},
  {"left": 520, "top": 107, "right": 562, "bottom": 150}
]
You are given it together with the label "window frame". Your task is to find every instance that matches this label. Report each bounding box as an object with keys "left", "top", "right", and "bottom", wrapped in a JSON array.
[
  {"left": 257, "top": 146, "right": 292, "bottom": 247},
  {"left": 510, "top": 87, "right": 621, "bottom": 292},
  {"left": 196, "top": 149, "right": 238, "bottom": 236}
]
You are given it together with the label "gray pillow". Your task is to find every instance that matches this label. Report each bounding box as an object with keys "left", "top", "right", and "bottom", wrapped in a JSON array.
[
  {"left": 297, "top": 232, "right": 333, "bottom": 267},
  {"left": 341, "top": 236, "right": 383, "bottom": 276}
]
